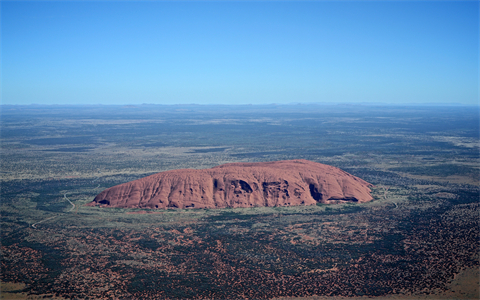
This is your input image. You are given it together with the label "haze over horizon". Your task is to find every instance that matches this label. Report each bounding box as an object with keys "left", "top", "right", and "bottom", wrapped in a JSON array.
[{"left": 2, "top": 1, "right": 479, "bottom": 106}]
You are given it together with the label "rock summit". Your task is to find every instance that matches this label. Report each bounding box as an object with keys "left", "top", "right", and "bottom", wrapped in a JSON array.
[{"left": 88, "top": 160, "right": 373, "bottom": 209}]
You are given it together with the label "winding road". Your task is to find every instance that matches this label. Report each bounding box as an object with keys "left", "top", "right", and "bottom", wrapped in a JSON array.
[
  {"left": 64, "top": 193, "right": 75, "bottom": 212},
  {"left": 31, "top": 216, "right": 57, "bottom": 229},
  {"left": 31, "top": 193, "right": 75, "bottom": 228},
  {"left": 31, "top": 174, "right": 103, "bottom": 229}
]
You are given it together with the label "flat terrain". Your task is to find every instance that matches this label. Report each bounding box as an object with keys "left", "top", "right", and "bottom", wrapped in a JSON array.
[{"left": 1, "top": 105, "right": 478, "bottom": 299}]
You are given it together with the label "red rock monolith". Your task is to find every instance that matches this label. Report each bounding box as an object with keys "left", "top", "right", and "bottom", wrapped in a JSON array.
[{"left": 87, "top": 160, "right": 373, "bottom": 209}]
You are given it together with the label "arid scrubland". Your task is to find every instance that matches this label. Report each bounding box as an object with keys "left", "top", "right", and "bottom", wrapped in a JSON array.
[{"left": 1, "top": 105, "right": 478, "bottom": 299}]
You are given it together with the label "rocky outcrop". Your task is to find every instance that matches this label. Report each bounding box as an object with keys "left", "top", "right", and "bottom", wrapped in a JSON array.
[{"left": 87, "top": 160, "right": 373, "bottom": 209}]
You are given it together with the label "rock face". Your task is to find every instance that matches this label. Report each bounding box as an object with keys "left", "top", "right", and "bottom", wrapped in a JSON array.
[{"left": 87, "top": 160, "right": 373, "bottom": 209}]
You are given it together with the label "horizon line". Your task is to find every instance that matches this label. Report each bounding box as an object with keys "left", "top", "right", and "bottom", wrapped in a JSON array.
[{"left": 1, "top": 102, "right": 479, "bottom": 107}]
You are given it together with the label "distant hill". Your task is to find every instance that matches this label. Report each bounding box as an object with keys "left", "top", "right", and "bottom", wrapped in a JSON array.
[{"left": 88, "top": 160, "right": 373, "bottom": 209}]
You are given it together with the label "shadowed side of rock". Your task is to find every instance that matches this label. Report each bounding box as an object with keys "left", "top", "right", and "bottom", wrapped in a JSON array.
[{"left": 87, "top": 159, "right": 373, "bottom": 209}]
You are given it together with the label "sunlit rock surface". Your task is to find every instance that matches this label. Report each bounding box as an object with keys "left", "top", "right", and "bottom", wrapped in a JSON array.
[{"left": 88, "top": 159, "right": 373, "bottom": 209}]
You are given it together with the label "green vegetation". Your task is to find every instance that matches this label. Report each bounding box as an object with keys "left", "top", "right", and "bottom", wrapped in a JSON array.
[
  {"left": 393, "top": 164, "right": 479, "bottom": 177},
  {"left": 0, "top": 105, "right": 478, "bottom": 299}
]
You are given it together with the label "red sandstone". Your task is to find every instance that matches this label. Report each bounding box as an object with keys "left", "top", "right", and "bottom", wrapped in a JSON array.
[{"left": 87, "top": 159, "right": 373, "bottom": 209}]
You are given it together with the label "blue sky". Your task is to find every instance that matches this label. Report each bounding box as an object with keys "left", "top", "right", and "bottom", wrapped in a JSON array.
[{"left": 2, "top": 1, "right": 479, "bottom": 105}]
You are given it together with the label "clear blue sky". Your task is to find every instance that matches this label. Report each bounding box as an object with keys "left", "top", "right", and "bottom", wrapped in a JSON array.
[{"left": 2, "top": 1, "right": 479, "bottom": 105}]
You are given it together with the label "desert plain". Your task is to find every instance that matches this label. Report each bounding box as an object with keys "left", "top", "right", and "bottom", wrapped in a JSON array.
[{"left": 1, "top": 104, "right": 478, "bottom": 299}]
